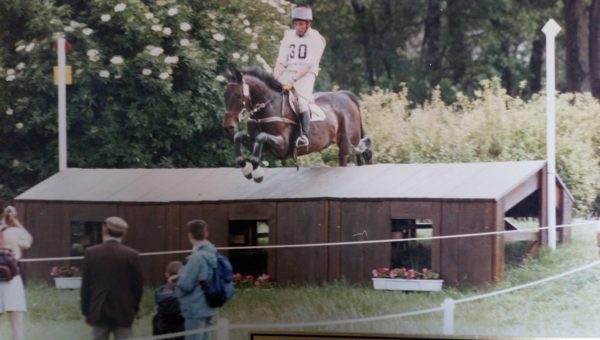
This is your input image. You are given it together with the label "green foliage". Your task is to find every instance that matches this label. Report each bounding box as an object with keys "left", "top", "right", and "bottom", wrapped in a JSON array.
[
  {"left": 361, "top": 78, "right": 600, "bottom": 214},
  {"left": 0, "top": 0, "right": 289, "bottom": 201}
]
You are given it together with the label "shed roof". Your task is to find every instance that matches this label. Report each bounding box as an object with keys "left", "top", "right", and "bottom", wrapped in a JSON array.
[{"left": 16, "top": 161, "right": 562, "bottom": 203}]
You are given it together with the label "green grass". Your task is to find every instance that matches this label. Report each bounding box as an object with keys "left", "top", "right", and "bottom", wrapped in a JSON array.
[{"left": 21, "top": 221, "right": 600, "bottom": 339}]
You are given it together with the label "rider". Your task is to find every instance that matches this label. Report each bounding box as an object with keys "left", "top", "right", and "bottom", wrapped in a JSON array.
[{"left": 272, "top": 5, "right": 326, "bottom": 148}]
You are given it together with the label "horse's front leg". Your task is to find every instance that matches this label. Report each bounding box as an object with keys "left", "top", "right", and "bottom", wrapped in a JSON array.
[
  {"left": 249, "top": 132, "right": 286, "bottom": 183},
  {"left": 234, "top": 132, "right": 254, "bottom": 179}
]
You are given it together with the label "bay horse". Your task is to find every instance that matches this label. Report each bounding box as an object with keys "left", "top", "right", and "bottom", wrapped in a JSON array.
[{"left": 222, "top": 66, "right": 373, "bottom": 182}]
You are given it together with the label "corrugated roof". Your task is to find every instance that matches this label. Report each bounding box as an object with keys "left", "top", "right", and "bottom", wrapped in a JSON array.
[{"left": 16, "top": 161, "right": 549, "bottom": 203}]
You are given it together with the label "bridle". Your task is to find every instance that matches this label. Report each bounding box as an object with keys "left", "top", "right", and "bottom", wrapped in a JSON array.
[{"left": 233, "top": 76, "right": 297, "bottom": 127}]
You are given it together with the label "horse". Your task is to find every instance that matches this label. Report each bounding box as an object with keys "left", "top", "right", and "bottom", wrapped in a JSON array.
[{"left": 222, "top": 66, "right": 373, "bottom": 182}]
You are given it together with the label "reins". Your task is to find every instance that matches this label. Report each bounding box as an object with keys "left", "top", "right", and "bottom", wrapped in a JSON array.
[{"left": 239, "top": 76, "right": 297, "bottom": 128}]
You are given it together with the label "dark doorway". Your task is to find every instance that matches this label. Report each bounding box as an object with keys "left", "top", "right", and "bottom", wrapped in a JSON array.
[
  {"left": 228, "top": 220, "right": 269, "bottom": 276},
  {"left": 390, "top": 219, "right": 433, "bottom": 269}
]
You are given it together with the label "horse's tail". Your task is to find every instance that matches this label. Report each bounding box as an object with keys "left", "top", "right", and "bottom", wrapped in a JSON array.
[{"left": 342, "top": 91, "right": 373, "bottom": 163}]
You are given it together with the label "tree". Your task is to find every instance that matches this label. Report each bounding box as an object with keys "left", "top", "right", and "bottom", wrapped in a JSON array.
[
  {"left": 0, "top": 0, "right": 288, "bottom": 201},
  {"left": 565, "top": 0, "right": 590, "bottom": 92}
]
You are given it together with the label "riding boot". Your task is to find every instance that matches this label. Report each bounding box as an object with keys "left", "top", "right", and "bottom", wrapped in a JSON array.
[{"left": 296, "top": 111, "right": 310, "bottom": 148}]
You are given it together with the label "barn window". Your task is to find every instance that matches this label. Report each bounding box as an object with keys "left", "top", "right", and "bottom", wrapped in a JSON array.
[
  {"left": 70, "top": 221, "right": 103, "bottom": 256},
  {"left": 390, "top": 219, "right": 432, "bottom": 269},
  {"left": 228, "top": 220, "right": 269, "bottom": 276}
]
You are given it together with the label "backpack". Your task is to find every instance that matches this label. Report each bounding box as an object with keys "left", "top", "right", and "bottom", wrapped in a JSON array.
[
  {"left": 200, "top": 251, "right": 235, "bottom": 308},
  {"left": 0, "top": 227, "right": 19, "bottom": 282}
]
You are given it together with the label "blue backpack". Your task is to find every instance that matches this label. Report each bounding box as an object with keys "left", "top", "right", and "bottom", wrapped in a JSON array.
[{"left": 200, "top": 251, "right": 235, "bottom": 308}]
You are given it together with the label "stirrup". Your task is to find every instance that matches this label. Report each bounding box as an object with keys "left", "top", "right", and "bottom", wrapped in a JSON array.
[{"left": 295, "top": 135, "right": 309, "bottom": 148}]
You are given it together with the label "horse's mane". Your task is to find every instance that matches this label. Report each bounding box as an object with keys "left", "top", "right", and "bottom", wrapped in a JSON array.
[{"left": 241, "top": 66, "right": 283, "bottom": 92}]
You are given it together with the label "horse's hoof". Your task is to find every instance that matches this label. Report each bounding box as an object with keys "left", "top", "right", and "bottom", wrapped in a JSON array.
[
  {"left": 236, "top": 157, "right": 246, "bottom": 168},
  {"left": 241, "top": 162, "right": 253, "bottom": 179},
  {"left": 252, "top": 166, "right": 264, "bottom": 183}
]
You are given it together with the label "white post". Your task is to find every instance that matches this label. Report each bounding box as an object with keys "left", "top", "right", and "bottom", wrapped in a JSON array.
[
  {"left": 442, "top": 298, "right": 455, "bottom": 335},
  {"left": 542, "top": 19, "right": 561, "bottom": 250},
  {"left": 216, "top": 317, "right": 230, "bottom": 340},
  {"left": 57, "top": 37, "right": 68, "bottom": 172}
]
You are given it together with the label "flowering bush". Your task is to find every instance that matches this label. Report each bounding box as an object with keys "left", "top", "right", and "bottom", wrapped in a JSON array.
[
  {"left": 50, "top": 265, "right": 80, "bottom": 277},
  {"left": 232, "top": 273, "right": 273, "bottom": 289},
  {"left": 371, "top": 267, "right": 439, "bottom": 280}
]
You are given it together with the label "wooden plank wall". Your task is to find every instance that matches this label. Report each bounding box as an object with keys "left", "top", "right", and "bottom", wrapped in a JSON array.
[
  {"left": 275, "top": 201, "right": 328, "bottom": 283},
  {"left": 440, "top": 201, "right": 497, "bottom": 286},
  {"left": 337, "top": 201, "right": 390, "bottom": 283},
  {"left": 19, "top": 202, "right": 118, "bottom": 282}
]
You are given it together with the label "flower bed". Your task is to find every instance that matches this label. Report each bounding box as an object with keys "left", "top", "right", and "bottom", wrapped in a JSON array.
[{"left": 371, "top": 267, "right": 443, "bottom": 291}]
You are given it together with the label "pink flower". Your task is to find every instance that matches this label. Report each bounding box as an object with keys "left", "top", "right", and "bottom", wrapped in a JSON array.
[{"left": 233, "top": 273, "right": 243, "bottom": 281}]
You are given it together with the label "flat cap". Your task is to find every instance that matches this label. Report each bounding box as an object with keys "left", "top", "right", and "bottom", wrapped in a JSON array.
[{"left": 104, "top": 216, "right": 128, "bottom": 232}]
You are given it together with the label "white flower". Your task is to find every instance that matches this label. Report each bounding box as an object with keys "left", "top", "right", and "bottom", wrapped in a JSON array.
[
  {"left": 15, "top": 45, "right": 25, "bottom": 52},
  {"left": 159, "top": 72, "right": 169, "bottom": 80},
  {"left": 6, "top": 108, "right": 13, "bottom": 115},
  {"left": 243, "top": 19, "right": 250, "bottom": 26},
  {"left": 244, "top": 27, "right": 252, "bottom": 34},
  {"left": 6, "top": 69, "right": 15, "bottom": 75},
  {"left": 249, "top": 42, "right": 258, "bottom": 50},
  {"left": 64, "top": 26, "right": 75, "bottom": 32},
  {"left": 179, "top": 38, "right": 190, "bottom": 47},
  {"left": 15, "top": 122, "right": 24, "bottom": 129},
  {"left": 114, "top": 74, "right": 122, "bottom": 79},
  {"left": 278, "top": 7, "right": 285, "bottom": 14},
  {"left": 6, "top": 75, "right": 16, "bottom": 81},
  {"left": 212, "top": 33, "right": 225, "bottom": 42},
  {"left": 16, "top": 62, "right": 25, "bottom": 70},
  {"left": 25, "top": 42, "right": 35, "bottom": 52},
  {"left": 180, "top": 22, "right": 191, "bottom": 32},
  {"left": 87, "top": 49, "right": 100, "bottom": 62},
  {"left": 164, "top": 56, "right": 179, "bottom": 64},
  {"left": 162, "top": 27, "right": 172, "bottom": 36},
  {"left": 232, "top": 52, "right": 240, "bottom": 59},
  {"left": 70, "top": 21, "right": 81, "bottom": 28},
  {"left": 167, "top": 7, "right": 178, "bottom": 16},
  {"left": 241, "top": 54, "right": 249, "bottom": 62},
  {"left": 149, "top": 47, "right": 164, "bottom": 56},
  {"left": 114, "top": 3, "right": 127, "bottom": 12},
  {"left": 110, "top": 56, "right": 124, "bottom": 65},
  {"left": 151, "top": 24, "right": 163, "bottom": 32},
  {"left": 145, "top": 12, "right": 154, "bottom": 19},
  {"left": 142, "top": 69, "right": 152, "bottom": 76},
  {"left": 82, "top": 28, "right": 93, "bottom": 35},
  {"left": 101, "top": 14, "right": 111, "bottom": 22},
  {"left": 215, "top": 75, "right": 226, "bottom": 82},
  {"left": 99, "top": 70, "right": 110, "bottom": 78},
  {"left": 237, "top": 13, "right": 246, "bottom": 19},
  {"left": 208, "top": 12, "right": 216, "bottom": 19}
]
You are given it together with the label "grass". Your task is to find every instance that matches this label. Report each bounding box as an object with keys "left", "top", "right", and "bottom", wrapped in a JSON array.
[{"left": 17, "top": 220, "right": 600, "bottom": 339}]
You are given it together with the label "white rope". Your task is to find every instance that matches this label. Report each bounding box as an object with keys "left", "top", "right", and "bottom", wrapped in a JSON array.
[
  {"left": 129, "top": 324, "right": 218, "bottom": 340},
  {"left": 128, "top": 257, "right": 600, "bottom": 340},
  {"left": 19, "top": 220, "right": 596, "bottom": 263},
  {"left": 455, "top": 259, "right": 600, "bottom": 304}
]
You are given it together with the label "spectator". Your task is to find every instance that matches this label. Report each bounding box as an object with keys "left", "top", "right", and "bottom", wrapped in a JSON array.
[
  {"left": 0, "top": 202, "right": 33, "bottom": 340},
  {"left": 80, "top": 216, "right": 143, "bottom": 340},
  {"left": 176, "top": 219, "right": 217, "bottom": 340},
  {"left": 152, "top": 260, "right": 184, "bottom": 339}
]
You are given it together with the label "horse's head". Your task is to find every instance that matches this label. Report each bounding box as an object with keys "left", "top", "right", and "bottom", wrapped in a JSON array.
[
  {"left": 222, "top": 66, "right": 283, "bottom": 136},
  {"left": 222, "top": 68, "right": 245, "bottom": 136}
]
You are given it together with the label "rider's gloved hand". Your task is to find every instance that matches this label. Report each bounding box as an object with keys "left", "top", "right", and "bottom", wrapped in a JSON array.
[{"left": 282, "top": 81, "right": 294, "bottom": 91}]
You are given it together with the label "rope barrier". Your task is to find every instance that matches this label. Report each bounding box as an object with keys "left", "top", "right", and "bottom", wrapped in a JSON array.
[{"left": 19, "top": 220, "right": 597, "bottom": 263}]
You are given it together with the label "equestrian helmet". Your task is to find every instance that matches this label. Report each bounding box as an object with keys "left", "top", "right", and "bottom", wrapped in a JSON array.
[{"left": 291, "top": 6, "right": 312, "bottom": 21}]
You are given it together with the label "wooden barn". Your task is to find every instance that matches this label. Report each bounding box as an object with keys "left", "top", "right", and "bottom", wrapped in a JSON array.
[{"left": 15, "top": 160, "right": 573, "bottom": 286}]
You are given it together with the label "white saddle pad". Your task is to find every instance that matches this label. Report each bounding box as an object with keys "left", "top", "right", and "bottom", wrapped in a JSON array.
[{"left": 288, "top": 93, "right": 326, "bottom": 122}]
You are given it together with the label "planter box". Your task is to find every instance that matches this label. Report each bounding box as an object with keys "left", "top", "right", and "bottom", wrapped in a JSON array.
[
  {"left": 372, "top": 278, "right": 443, "bottom": 291},
  {"left": 54, "top": 277, "right": 82, "bottom": 289}
]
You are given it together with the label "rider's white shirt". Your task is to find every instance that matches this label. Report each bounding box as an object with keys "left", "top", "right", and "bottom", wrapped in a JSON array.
[{"left": 275, "top": 27, "right": 326, "bottom": 75}]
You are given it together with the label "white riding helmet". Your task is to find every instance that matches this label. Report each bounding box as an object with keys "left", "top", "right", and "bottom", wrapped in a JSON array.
[{"left": 291, "top": 6, "right": 312, "bottom": 21}]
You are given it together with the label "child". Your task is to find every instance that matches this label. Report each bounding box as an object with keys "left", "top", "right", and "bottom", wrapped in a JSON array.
[{"left": 152, "top": 260, "right": 184, "bottom": 339}]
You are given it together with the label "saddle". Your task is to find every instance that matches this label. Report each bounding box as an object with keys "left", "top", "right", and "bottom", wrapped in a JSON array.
[{"left": 288, "top": 91, "right": 326, "bottom": 122}]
